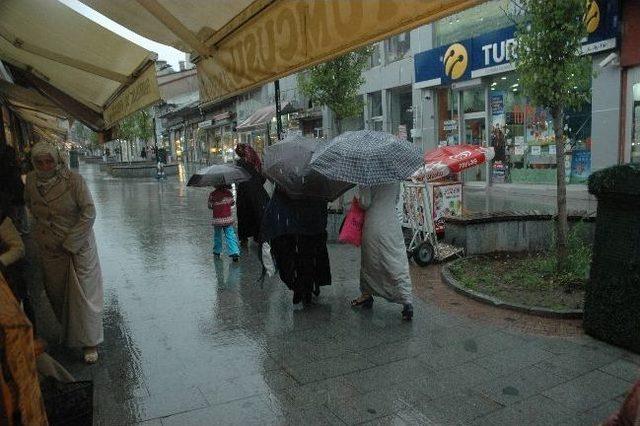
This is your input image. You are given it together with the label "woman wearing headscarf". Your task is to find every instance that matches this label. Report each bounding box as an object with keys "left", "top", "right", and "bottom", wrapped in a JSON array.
[
  {"left": 262, "top": 187, "right": 331, "bottom": 307},
  {"left": 235, "top": 143, "right": 269, "bottom": 245},
  {"left": 24, "top": 142, "right": 104, "bottom": 364},
  {"left": 350, "top": 184, "right": 414, "bottom": 321}
]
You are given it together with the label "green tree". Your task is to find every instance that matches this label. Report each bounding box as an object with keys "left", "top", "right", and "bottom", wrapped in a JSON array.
[
  {"left": 512, "top": 0, "right": 592, "bottom": 272},
  {"left": 298, "top": 47, "right": 372, "bottom": 136},
  {"left": 117, "top": 109, "right": 154, "bottom": 160}
]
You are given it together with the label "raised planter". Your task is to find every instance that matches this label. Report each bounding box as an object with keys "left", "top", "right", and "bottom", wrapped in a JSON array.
[
  {"left": 442, "top": 258, "right": 583, "bottom": 319},
  {"left": 109, "top": 163, "right": 179, "bottom": 178},
  {"left": 444, "top": 211, "right": 594, "bottom": 256}
]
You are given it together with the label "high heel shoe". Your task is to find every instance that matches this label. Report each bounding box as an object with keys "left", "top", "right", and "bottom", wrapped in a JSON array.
[
  {"left": 401, "top": 304, "right": 413, "bottom": 321},
  {"left": 350, "top": 295, "right": 374, "bottom": 309}
]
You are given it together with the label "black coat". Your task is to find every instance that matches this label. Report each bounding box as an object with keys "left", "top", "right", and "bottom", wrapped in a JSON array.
[{"left": 235, "top": 159, "right": 269, "bottom": 242}]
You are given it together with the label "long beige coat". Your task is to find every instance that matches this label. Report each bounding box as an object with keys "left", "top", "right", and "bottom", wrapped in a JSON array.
[{"left": 25, "top": 169, "right": 103, "bottom": 347}]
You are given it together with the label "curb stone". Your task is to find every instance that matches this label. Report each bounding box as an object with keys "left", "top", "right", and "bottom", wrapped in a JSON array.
[{"left": 441, "top": 258, "right": 583, "bottom": 319}]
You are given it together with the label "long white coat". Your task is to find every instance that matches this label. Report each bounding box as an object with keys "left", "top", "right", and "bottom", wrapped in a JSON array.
[
  {"left": 25, "top": 169, "right": 103, "bottom": 347},
  {"left": 357, "top": 184, "right": 412, "bottom": 305}
]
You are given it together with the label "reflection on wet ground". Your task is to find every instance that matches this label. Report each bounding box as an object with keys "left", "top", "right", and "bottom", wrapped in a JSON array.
[{"left": 32, "top": 163, "right": 635, "bottom": 425}]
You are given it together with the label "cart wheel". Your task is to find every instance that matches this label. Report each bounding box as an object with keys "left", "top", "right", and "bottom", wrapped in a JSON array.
[{"left": 413, "top": 241, "right": 434, "bottom": 267}]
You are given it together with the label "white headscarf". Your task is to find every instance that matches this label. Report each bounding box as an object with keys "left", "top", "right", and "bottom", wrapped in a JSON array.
[{"left": 31, "top": 142, "right": 68, "bottom": 193}]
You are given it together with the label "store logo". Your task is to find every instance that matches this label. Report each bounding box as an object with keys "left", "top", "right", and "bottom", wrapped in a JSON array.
[
  {"left": 443, "top": 43, "right": 468, "bottom": 80},
  {"left": 584, "top": 0, "right": 600, "bottom": 33}
]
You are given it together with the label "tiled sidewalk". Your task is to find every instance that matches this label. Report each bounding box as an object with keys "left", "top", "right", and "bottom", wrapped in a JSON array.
[{"left": 32, "top": 164, "right": 638, "bottom": 425}]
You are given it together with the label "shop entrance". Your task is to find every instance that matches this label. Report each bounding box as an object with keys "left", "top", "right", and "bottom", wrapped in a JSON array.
[{"left": 463, "top": 114, "right": 487, "bottom": 181}]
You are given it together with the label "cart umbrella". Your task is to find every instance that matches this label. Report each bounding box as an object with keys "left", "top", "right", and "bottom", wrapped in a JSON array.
[
  {"left": 187, "top": 164, "right": 251, "bottom": 187},
  {"left": 311, "top": 130, "right": 424, "bottom": 186},
  {"left": 263, "top": 135, "right": 353, "bottom": 201},
  {"left": 414, "top": 145, "right": 495, "bottom": 181}
]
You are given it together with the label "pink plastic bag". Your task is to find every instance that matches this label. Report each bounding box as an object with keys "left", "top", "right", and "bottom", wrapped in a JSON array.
[{"left": 339, "top": 198, "right": 365, "bottom": 247}]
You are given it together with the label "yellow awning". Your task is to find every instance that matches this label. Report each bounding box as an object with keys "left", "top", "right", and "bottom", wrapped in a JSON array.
[
  {"left": 79, "top": 0, "right": 484, "bottom": 105},
  {"left": 0, "top": 0, "right": 161, "bottom": 130}
]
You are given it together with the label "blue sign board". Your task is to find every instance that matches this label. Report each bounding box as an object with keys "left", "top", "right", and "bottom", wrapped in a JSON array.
[{"left": 415, "top": 0, "right": 620, "bottom": 88}]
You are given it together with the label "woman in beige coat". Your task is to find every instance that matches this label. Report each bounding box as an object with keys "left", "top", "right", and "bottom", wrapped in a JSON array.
[{"left": 25, "top": 142, "right": 103, "bottom": 364}]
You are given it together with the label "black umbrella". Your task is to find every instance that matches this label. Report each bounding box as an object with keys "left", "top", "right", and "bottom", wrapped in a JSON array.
[
  {"left": 263, "top": 135, "right": 353, "bottom": 201},
  {"left": 187, "top": 164, "right": 251, "bottom": 187}
]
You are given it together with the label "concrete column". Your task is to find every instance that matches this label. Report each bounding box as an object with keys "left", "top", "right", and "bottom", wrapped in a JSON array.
[
  {"left": 591, "top": 52, "right": 622, "bottom": 172},
  {"left": 382, "top": 89, "right": 390, "bottom": 133}
]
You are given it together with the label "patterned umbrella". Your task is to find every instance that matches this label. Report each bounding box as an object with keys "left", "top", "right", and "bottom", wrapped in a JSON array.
[
  {"left": 310, "top": 130, "right": 424, "bottom": 186},
  {"left": 263, "top": 135, "right": 353, "bottom": 201},
  {"left": 412, "top": 145, "right": 495, "bottom": 181},
  {"left": 186, "top": 164, "right": 250, "bottom": 187}
]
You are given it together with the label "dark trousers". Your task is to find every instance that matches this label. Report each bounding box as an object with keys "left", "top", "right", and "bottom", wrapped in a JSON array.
[{"left": 271, "top": 232, "right": 331, "bottom": 303}]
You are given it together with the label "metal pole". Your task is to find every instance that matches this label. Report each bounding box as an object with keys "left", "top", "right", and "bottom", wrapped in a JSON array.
[
  {"left": 274, "top": 79, "right": 283, "bottom": 141},
  {"left": 153, "top": 117, "right": 159, "bottom": 162}
]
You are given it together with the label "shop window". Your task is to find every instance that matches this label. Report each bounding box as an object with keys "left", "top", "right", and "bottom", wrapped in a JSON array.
[
  {"left": 368, "top": 91, "right": 383, "bottom": 119},
  {"left": 489, "top": 72, "right": 593, "bottom": 185},
  {"left": 434, "top": 0, "right": 516, "bottom": 47},
  {"left": 384, "top": 31, "right": 411, "bottom": 63},
  {"left": 369, "top": 44, "right": 381, "bottom": 68},
  {"left": 389, "top": 89, "right": 413, "bottom": 142},
  {"left": 632, "top": 83, "right": 640, "bottom": 163},
  {"left": 437, "top": 89, "right": 460, "bottom": 145}
]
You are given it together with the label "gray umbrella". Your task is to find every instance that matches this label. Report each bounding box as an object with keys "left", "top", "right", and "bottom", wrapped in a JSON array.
[
  {"left": 263, "top": 135, "right": 354, "bottom": 201},
  {"left": 310, "top": 130, "right": 424, "bottom": 186},
  {"left": 187, "top": 164, "right": 251, "bottom": 187}
]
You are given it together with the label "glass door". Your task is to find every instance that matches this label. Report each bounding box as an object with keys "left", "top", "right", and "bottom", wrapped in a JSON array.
[{"left": 463, "top": 114, "right": 487, "bottom": 182}]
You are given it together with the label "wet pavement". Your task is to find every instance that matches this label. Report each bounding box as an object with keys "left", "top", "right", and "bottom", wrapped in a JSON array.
[{"left": 32, "top": 162, "right": 637, "bottom": 425}]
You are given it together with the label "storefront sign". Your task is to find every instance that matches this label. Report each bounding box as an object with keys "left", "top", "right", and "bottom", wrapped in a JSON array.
[
  {"left": 414, "top": 0, "right": 619, "bottom": 88},
  {"left": 104, "top": 65, "right": 160, "bottom": 127},
  {"left": 198, "top": 120, "right": 213, "bottom": 128},
  {"left": 570, "top": 150, "right": 592, "bottom": 183},
  {"left": 530, "top": 146, "right": 541, "bottom": 156},
  {"left": 491, "top": 93, "right": 505, "bottom": 115},
  {"left": 431, "top": 183, "right": 463, "bottom": 233},
  {"left": 443, "top": 120, "right": 458, "bottom": 131}
]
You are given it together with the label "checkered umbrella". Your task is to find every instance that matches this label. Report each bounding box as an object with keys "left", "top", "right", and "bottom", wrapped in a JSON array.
[
  {"left": 310, "top": 130, "right": 424, "bottom": 186},
  {"left": 186, "top": 164, "right": 250, "bottom": 187},
  {"left": 263, "top": 135, "right": 353, "bottom": 201}
]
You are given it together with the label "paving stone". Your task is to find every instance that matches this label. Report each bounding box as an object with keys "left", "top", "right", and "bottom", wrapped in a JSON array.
[
  {"left": 325, "top": 389, "right": 411, "bottom": 425},
  {"left": 161, "top": 395, "right": 279, "bottom": 426},
  {"left": 273, "top": 407, "right": 346, "bottom": 425},
  {"left": 599, "top": 359, "right": 640, "bottom": 383},
  {"left": 359, "top": 414, "right": 411, "bottom": 425},
  {"left": 472, "top": 347, "right": 554, "bottom": 376},
  {"left": 535, "top": 347, "right": 619, "bottom": 380},
  {"left": 283, "top": 354, "right": 375, "bottom": 384},
  {"left": 471, "top": 395, "right": 573, "bottom": 426},
  {"left": 473, "top": 365, "right": 568, "bottom": 406},
  {"left": 563, "top": 399, "right": 621, "bottom": 426},
  {"left": 420, "top": 388, "right": 503, "bottom": 423},
  {"left": 542, "top": 370, "right": 630, "bottom": 412}
]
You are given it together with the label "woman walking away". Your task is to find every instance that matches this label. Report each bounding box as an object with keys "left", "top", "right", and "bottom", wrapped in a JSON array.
[
  {"left": 235, "top": 144, "right": 269, "bottom": 246},
  {"left": 350, "top": 184, "right": 414, "bottom": 320},
  {"left": 208, "top": 184, "right": 240, "bottom": 262},
  {"left": 262, "top": 187, "right": 331, "bottom": 307},
  {"left": 25, "top": 142, "right": 104, "bottom": 363}
]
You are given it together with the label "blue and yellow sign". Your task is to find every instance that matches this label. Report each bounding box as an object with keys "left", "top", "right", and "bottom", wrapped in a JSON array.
[{"left": 415, "top": 0, "right": 619, "bottom": 88}]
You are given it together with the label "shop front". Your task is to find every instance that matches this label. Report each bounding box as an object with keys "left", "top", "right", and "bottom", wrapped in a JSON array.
[
  {"left": 236, "top": 102, "right": 297, "bottom": 156},
  {"left": 415, "top": 0, "right": 620, "bottom": 185},
  {"left": 197, "top": 111, "right": 236, "bottom": 164}
]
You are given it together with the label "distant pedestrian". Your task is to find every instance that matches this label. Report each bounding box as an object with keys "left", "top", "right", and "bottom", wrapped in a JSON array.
[
  {"left": 235, "top": 144, "right": 269, "bottom": 246},
  {"left": 350, "top": 184, "right": 413, "bottom": 320},
  {"left": 141, "top": 146, "right": 147, "bottom": 159},
  {"left": 208, "top": 184, "right": 240, "bottom": 261},
  {"left": 25, "top": 142, "right": 104, "bottom": 363},
  {"left": 262, "top": 188, "right": 331, "bottom": 307}
]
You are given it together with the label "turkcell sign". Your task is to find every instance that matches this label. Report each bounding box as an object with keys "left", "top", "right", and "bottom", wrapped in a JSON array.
[{"left": 414, "top": 0, "right": 619, "bottom": 88}]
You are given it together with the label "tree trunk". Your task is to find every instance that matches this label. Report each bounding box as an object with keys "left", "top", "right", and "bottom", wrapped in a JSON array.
[{"left": 552, "top": 106, "right": 568, "bottom": 273}]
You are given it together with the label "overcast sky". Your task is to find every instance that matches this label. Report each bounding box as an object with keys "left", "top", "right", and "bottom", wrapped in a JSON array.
[{"left": 59, "top": 0, "right": 186, "bottom": 69}]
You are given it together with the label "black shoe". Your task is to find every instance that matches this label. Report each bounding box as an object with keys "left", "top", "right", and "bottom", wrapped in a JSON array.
[
  {"left": 351, "top": 295, "right": 374, "bottom": 309},
  {"left": 231, "top": 255, "right": 239, "bottom": 262},
  {"left": 402, "top": 304, "right": 414, "bottom": 321},
  {"left": 213, "top": 253, "right": 221, "bottom": 259}
]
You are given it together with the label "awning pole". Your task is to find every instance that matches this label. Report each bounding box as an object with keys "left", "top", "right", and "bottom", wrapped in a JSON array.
[{"left": 274, "top": 80, "right": 283, "bottom": 141}]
